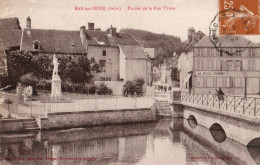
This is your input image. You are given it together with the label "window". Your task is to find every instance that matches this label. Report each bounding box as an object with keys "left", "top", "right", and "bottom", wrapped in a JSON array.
[
  {"left": 198, "top": 48, "right": 205, "bottom": 56},
  {"left": 227, "top": 77, "right": 233, "bottom": 87},
  {"left": 249, "top": 49, "right": 255, "bottom": 57},
  {"left": 103, "top": 50, "right": 106, "bottom": 56},
  {"left": 207, "top": 49, "right": 215, "bottom": 56},
  {"left": 228, "top": 48, "right": 234, "bottom": 55},
  {"left": 234, "top": 77, "right": 242, "bottom": 87},
  {"left": 197, "top": 59, "right": 204, "bottom": 70},
  {"left": 216, "top": 60, "right": 221, "bottom": 70},
  {"left": 234, "top": 60, "right": 242, "bottom": 71},
  {"left": 248, "top": 60, "right": 255, "bottom": 70},
  {"left": 216, "top": 77, "right": 224, "bottom": 87},
  {"left": 227, "top": 60, "right": 233, "bottom": 70},
  {"left": 33, "top": 41, "right": 40, "bottom": 50},
  {"left": 235, "top": 49, "right": 243, "bottom": 56},
  {"left": 99, "top": 60, "right": 106, "bottom": 72},
  {"left": 206, "top": 60, "right": 214, "bottom": 70},
  {"left": 100, "top": 77, "right": 111, "bottom": 81},
  {"left": 196, "top": 77, "right": 204, "bottom": 87},
  {"left": 206, "top": 77, "right": 214, "bottom": 87}
]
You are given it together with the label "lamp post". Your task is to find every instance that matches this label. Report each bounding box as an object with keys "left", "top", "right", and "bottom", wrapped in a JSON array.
[{"left": 244, "top": 76, "right": 247, "bottom": 99}]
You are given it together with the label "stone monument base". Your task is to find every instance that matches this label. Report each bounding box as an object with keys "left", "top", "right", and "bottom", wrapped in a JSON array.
[{"left": 51, "top": 79, "right": 61, "bottom": 98}]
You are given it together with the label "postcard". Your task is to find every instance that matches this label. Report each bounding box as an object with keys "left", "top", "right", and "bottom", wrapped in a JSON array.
[{"left": 0, "top": 0, "right": 259, "bottom": 165}]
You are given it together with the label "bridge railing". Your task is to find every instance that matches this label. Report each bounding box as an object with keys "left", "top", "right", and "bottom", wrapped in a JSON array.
[{"left": 181, "top": 92, "right": 260, "bottom": 118}]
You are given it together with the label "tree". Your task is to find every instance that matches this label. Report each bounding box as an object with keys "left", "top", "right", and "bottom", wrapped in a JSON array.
[{"left": 6, "top": 50, "right": 99, "bottom": 92}]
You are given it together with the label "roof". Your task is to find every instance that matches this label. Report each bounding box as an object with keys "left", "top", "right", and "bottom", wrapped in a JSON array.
[
  {"left": 85, "top": 30, "right": 140, "bottom": 46},
  {"left": 194, "top": 36, "right": 259, "bottom": 48},
  {"left": 144, "top": 48, "right": 155, "bottom": 58},
  {"left": 119, "top": 45, "right": 148, "bottom": 59},
  {"left": 0, "top": 18, "right": 22, "bottom": 49},
  {"left": 21, "top": 28, "right": 85, "bottom": 54},
  {"left": 183, "top": 31, "right": 205, "bottom": 52}
]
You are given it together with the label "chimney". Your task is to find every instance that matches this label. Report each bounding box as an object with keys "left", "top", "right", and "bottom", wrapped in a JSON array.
[
  {"left": 109, "top": 25, "right": 117, "bottom": 37},
  {"left": 188, "top": 27, "right": 195, "bottom": 43},
  {"left": 80, "top": 26, "right": 86, "bottom": 46},
  {"left": 88, "top": 22, "right": 94, "bottom": 30},
  {"left": 26, "top": 16, "right": 31, "bottom": 28}
]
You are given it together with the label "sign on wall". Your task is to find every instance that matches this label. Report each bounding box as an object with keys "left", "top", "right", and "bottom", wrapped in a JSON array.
[{"left": 196, "top": 71, "right": 226, "bottom": 76}]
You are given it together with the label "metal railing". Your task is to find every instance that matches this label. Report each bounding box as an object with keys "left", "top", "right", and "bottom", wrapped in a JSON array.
[{"left": 181, "top": 92, "right": 260, "bottom": 118}]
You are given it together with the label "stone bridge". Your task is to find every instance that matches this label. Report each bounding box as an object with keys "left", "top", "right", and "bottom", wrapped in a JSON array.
[{"left": 172, "top": 92, "right": 260, "bottom": 147}]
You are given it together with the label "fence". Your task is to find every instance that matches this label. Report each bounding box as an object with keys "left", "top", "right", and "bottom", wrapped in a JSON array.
[
  {"left": 181, "top": 92, "right": 260, "bottom": 118},
  {"left": 1, "top": 93, "right": 154, "bottom": 118}
]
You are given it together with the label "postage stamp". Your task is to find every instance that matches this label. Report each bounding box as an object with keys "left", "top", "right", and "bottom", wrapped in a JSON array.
[{"left": 219, "top": 0, "right": 260, "bottom": 35}]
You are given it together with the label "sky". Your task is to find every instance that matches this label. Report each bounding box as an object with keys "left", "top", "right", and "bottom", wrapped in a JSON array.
[{"left": 0, "top": 0, "right": 259, "bottom": 43}]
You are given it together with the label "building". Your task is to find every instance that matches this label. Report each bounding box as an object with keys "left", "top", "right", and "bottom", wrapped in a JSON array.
[
  {"left": 178, "top": 28, "right": 205, "bottom": 92},
  {"left": 119, "top": 45, "right": 152, "bottom": 84},
  {"left": 0, "top": 18, "right": 22, "bottom": 86},
  {"left": 0, "top": 17, "right": 152, "bottom": 89},
  {"left": 79, "top": 24, "right": 151, "bottom": 84},
  {"left": 158, "top": 53, "right": 179, "bottom": 87},
  {"left": 152, "top": 66, "right": 161, "bottom": 84},
  {"left": 192, "top": 36, "right": 260, "bottom": 95}
]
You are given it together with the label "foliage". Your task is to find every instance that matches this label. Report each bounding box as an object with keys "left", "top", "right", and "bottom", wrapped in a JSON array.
[
  {"left": 4, "top": 98, "right": 13, "bottom": 104},
  {"left": 24, "top": 86, "right": 33, "bottom": 97},
  {"left": 96, "top": 83, "right": 113, "bottom": 95},
  {"left": 123, "top": 78, "right": 144, "bottom": 96},
  {"left": 20, "top": 73, "right": 38, "bottom": 95},
  {"left": 88, "top": 84, "right": 97, "bottom": 95},
  {"left": 170, "top": 67, "right": 179, "bottom": 81},
  {"left": 6, "top": 50, "right": 99, "bottom": 91}
]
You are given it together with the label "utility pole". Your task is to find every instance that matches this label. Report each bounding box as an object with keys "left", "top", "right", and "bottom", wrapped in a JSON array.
[{"left": 244, "top": 77, "right": 247, "bottom": 98}]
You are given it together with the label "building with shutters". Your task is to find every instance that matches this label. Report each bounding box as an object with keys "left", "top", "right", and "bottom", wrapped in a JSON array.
[{"left": 192, "top": 36, "right": 260, "bottom": 95}]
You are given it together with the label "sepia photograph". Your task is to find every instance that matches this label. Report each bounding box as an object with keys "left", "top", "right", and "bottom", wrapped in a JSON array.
[{"left": 0, "top": 0, "right": 260, "bottom": 164}]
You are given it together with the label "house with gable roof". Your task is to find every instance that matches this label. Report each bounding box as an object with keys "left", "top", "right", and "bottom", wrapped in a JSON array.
[
  {"left": 0, "top": 17, "right": 152, "bottom": 93},
  {"left": 79, "top": 23, "right": 151, "bottom": 84}
]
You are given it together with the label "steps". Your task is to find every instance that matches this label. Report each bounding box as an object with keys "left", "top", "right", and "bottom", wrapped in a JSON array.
[
  {"left": 23, "top": 120, "right": 40, "bottom": 131},
  {"left": 155, "top": 101, "right": 172, "bottom": 118}
]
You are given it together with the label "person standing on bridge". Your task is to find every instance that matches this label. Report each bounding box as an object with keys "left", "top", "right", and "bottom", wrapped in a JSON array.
[{"left": 216, "top": 88, "right": 225, "bottom": 101}]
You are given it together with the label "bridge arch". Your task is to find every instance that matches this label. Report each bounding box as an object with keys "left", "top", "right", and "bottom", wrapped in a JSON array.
[
  {"left": 247, "top": 138, "right": 260, "bottom": 165},
  {"left": 187, "top": 115, "right": 197, "bottom": 129},
  {"left": 210, "top": 123, "right": 226, "bottom": 143}
]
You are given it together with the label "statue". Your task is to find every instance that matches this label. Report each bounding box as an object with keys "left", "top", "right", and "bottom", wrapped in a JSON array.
[{"left": 51, "top": 54, "right": 61, "bottom": 98}]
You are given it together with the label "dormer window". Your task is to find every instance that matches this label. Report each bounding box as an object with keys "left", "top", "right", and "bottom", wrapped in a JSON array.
[{"left": 33, "top": 41, "right": 40, "bottom": 50}]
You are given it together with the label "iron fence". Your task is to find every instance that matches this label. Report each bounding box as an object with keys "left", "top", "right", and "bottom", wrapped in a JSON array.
[{"left": 181, "top": 92, "right": 260, "bottom": 118}]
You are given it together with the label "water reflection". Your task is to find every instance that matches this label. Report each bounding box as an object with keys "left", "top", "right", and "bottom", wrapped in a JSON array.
[{"left": 0, "top": 119, "right": 259, "bottom": 165}]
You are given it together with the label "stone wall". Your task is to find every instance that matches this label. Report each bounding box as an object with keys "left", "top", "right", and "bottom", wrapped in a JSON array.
[
  {"left": 40, "top": 108, "right": 156, "bottom": 130},
  {"left": 0, "top": 118, "right": 35, "bottom": 133}
]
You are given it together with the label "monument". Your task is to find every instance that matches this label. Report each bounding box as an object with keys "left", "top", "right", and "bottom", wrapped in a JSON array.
[{"left": 51, "top": 54, "right": 61, "bottom": 98}]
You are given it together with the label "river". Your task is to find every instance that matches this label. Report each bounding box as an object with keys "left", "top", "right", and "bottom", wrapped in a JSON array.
[{"left": 0, "top": 118, "right": 259, "bottom": 165}]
